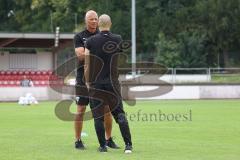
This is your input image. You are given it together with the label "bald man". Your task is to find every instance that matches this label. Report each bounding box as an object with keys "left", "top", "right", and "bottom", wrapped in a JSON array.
[
  {"left": 84, "top": 14, "right": 133, "bottom": 153},
  {"left": 73, "top": 10, "right": 119, "bottom": 150}
]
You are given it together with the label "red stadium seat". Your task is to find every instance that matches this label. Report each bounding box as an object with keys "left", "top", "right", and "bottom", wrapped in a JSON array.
[
  {"left": 3, "top": 75, "right": 11, "bottom": 81},
  {"left": 18, "top": 70, "right": 24, "bottom": 75},
  {"left": 30, "top": 71, "right": 36, "bottom": 75},
  {"left": 0, "top": 70, "right": 6, "bottom": 75},
  {"left": 33, "top": 81, "right": 44, "bottom": 86},
  {"left": 8, "top": 80, "right": 18, "bottom": 86},
  {"left": 15, "top": 76, "right": 22, "bottom": 80},
  {"left": 42, "top": 75, "right": 49, "bottom": 80},
  {"left": 12, "top": 70, "right": 16, "bottom": 75},
  {"left": 8, "top": 75, "right": 17, "bottom": 80},
  {"left": 0, "top": 80, "right": 5, "bottom": 86},
  {"left": 24, "top": 70, "right": 30, "bottom": 75},
  {"left": 6, "top": 70, "right": 11, "bottom": 75},
  {"left": 33, "top": 80, "right": 48, "bottom": 86},
  {"left": 0, "top": 75, "right": 4, "bottom": 80},
  {"left": 42, "top": 70, "right": 47, "bottom": 75},
  {"left": 12, "top": 70, "right": 17, "bottom": 75},
  {"left": 47, "top": 70, "right": 53, "bottom": 75},
  {"left": 36, "top": 71, "right": 41, "bottom": 75},
  {"left": 38, "top": 76, "right": 43, "bottom": 80},
  {"left": 49, "top": 75, "right": 59, "bottom": 80},
  {"left": 2, "top": 80, "right": 9, "bottom": 86},
  {"left": 31, "top": 75, "right": 38, "bottom": 81},
  {"left": 16, "top": 81, "right": 20, "bottom": 86},
  {"left": 40, "top": 81, "right": 46, "bottom": 85}
]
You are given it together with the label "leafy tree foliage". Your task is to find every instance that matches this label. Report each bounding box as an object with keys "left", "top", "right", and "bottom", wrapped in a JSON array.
[{"left": 0, "top": 0, "right": 239, "bottom": 67}]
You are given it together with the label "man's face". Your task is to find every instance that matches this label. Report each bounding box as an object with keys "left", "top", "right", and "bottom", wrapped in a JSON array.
[{"left": 86, "top": 13, "right": 98, "bottom": 30}]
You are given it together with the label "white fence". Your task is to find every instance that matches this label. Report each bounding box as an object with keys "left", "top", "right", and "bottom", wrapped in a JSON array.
[
  {"left": 0, "top": 68, "right": 239, "bottom": 101},
  {"left": 0, "top": 85, "right": 240, "bottom": 101},
  {"left": 120, "top": 68, "right": 240, "bottom": 84}
]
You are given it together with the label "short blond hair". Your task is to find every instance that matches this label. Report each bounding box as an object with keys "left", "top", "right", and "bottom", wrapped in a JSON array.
[
  {"left": 85, "top": 10, "right": 98, "bottom": 22},
  {"left": 98, "top": 14, "right": 112, "bottom": 30}
]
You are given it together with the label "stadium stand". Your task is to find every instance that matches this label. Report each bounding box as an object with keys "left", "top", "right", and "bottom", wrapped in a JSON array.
[{"left": 0, "top": 70, "right": 60, "bottom": 87}]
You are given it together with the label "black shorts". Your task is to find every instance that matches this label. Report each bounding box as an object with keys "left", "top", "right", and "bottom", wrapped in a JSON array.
[
  {"left": 75, "top": 81, "right": 89, "bottom": 106},
  {"left": 75, "top": 64, "right": 89, "bottom": 106},
  {"left": 89, "top": 83, "right": 123, "bottom": 119}
]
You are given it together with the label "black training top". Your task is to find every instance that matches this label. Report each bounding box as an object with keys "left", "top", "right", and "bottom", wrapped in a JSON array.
[
  {"left": 73, "top": 29, "right": 99, "bottom": 84},
  {"left": 85, "top": 31, "right": 122, "bottom": 84}
]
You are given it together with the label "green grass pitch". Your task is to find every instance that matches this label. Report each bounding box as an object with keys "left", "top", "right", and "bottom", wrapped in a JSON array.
[{"left": 0, "top": 100, "right": 240, "bottom": 160}]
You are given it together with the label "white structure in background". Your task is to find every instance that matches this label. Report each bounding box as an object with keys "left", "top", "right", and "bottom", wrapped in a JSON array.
[
  {"left": 67, "top": 79, "right": 76, "bottom": 85},
  {"left": 18, "top": 93, "right": 38, "bottom": 105}
]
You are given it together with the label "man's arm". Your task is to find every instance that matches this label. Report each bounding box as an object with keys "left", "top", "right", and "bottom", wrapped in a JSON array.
[
  {"left": 74, "top": 34, "right": 85, "bottom": 61},
  {"left": 84, "top": 48, "right": 90, "bottom": 85},
  {"left": 75, "top": 47, "right": 85, "bottom": 61}
]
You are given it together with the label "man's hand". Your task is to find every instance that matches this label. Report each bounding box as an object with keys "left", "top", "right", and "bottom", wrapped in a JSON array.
[{"left": 75, "top": 47, "right": 85, "bottom": 61}]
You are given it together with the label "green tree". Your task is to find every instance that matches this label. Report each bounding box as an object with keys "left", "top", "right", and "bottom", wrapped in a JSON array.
[
  {"left": 194, "top": 0, "right": 240, "bottom": 67},
  {"left": 155, "top": 32, "right": 181, "bottom": 68}
]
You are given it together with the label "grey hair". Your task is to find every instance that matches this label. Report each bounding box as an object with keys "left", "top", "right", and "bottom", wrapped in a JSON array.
[{"left": 98, "top": 14, "right": 112, "bottom": 29}]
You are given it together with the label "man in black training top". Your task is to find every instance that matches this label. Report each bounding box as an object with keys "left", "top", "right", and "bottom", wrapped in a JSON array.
[
  {"left": 73, "top": 10, "right": 119, "bottom": 150},
  {"left": 84, "top": 14, "right": 133, "bottom": 153}
]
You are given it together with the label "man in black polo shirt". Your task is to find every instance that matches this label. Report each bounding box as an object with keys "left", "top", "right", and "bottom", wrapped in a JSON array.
[
  {"left": 84, "top": 14, "right": 133, "bottom": 153},
  {"left": 73, "top": 10, "right": 118, "bottom": 150}
]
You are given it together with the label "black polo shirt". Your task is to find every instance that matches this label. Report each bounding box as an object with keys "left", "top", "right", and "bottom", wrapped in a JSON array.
[
  {"left": 74, "top": 29, "right": 99, "bottom": 84},
  {"left": 85, "top": 31, "right": 122, "bottom": 84}
]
